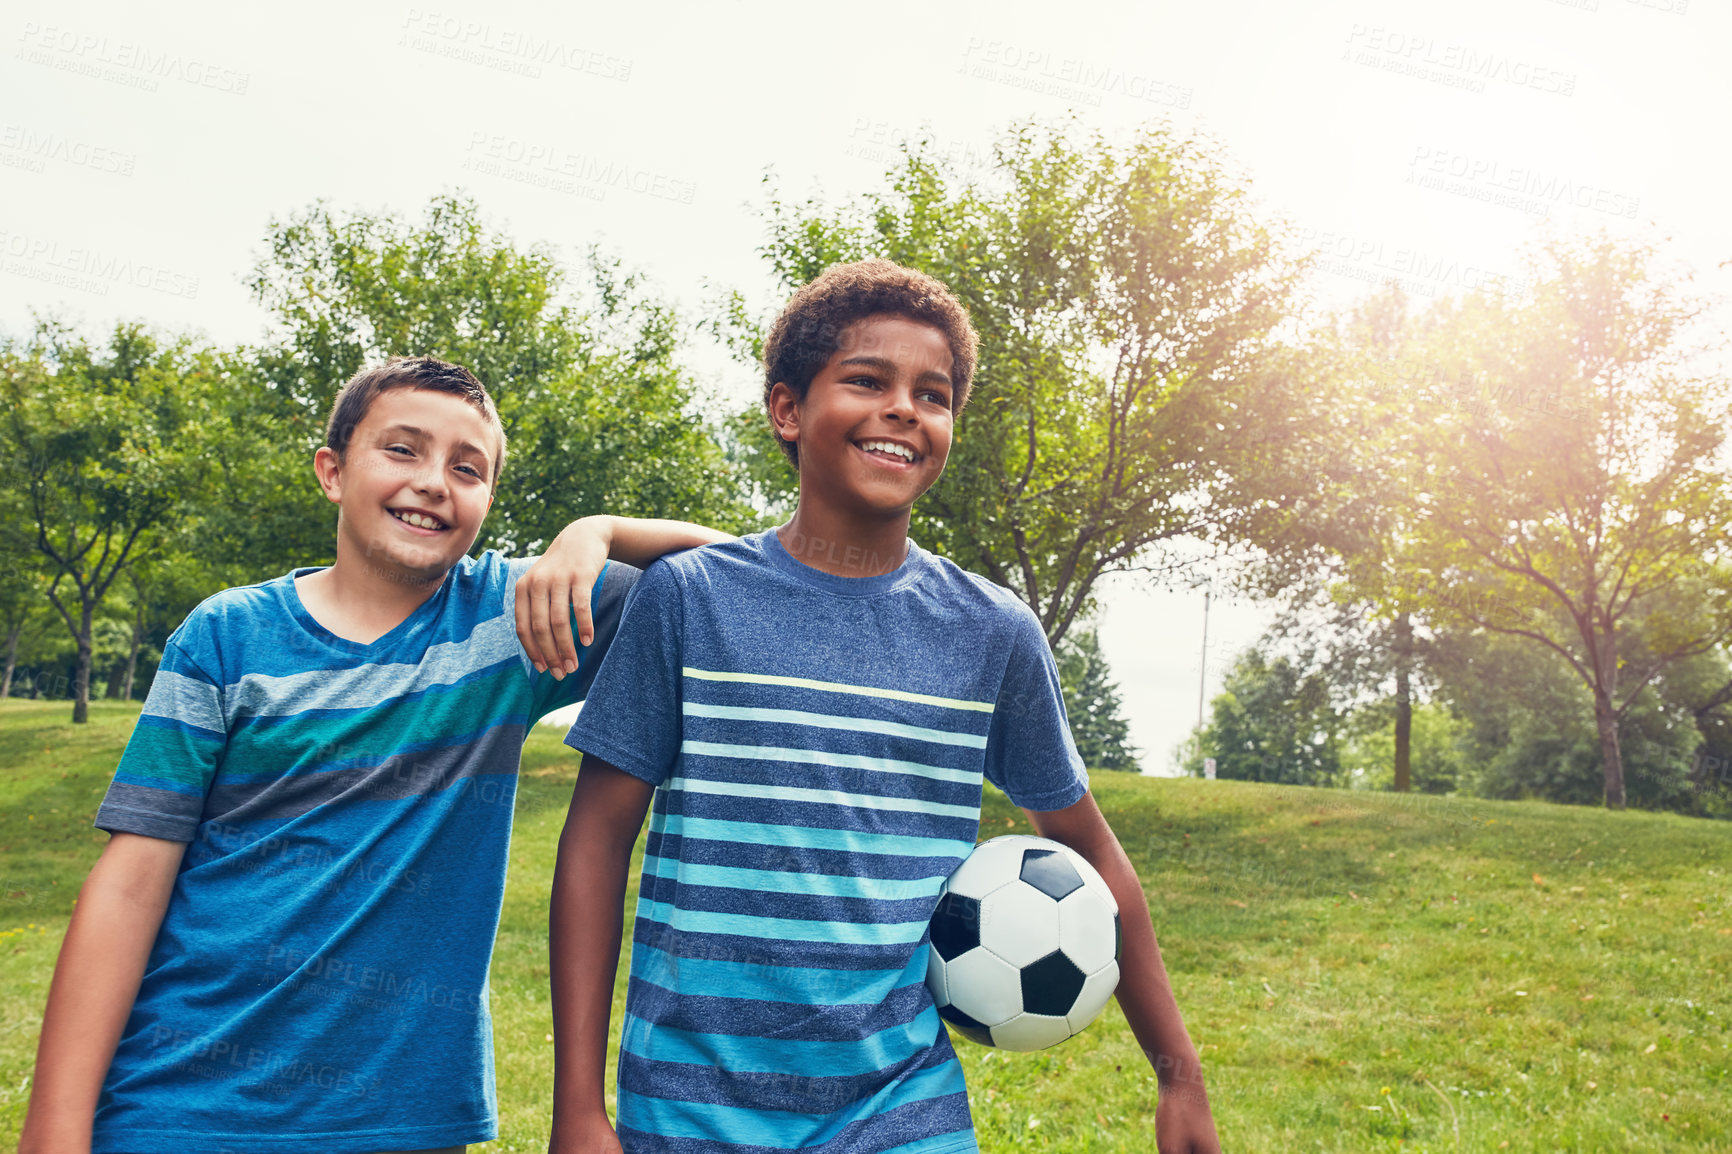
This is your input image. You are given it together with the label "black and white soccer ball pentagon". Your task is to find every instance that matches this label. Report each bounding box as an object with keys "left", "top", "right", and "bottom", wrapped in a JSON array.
[{"left": 925, "top": 834, "right": 1121, "bottom": 1051}]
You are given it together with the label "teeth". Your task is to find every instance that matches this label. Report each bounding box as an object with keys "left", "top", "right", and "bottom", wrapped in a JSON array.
[
  {"left": 392, "top": 510, "right": 446, "bottom": 530},
  {"left": 859, "top": 440, "right": 914, "bottom": 462}
]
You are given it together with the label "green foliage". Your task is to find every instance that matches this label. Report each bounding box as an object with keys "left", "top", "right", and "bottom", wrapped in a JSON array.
[
  {"left": 1055, "top": 627, "right": 1138, "bottom": 772},
  {"left": 243, "top": 193, "right": 751, "bottom": 567},
  {"left": 0, "top": 324, "right": 240, "bottom": 719},
  {"left": 1394, "top": 236, "right": 1732, "bottom": 807},
  {"left": 730, "top": 120, "right": 1327, "bottom": 646},
  {"left": 1, "top": 324, "right": 229, "bottom": 559},
  {"left": 1183, "top": 647, "right": 1344, "bottom": 786},
  {"left": 1340, "top": 702, "right": 1467, "bottom": 794},
  {"left": 1248, "top": 239, "right": 1732, "bottom": 812},
  {"left": 247, "top": 193, "right": 585, "bottom": 414},
  {"left": 1185, "top": 610, "right": 1731, "bottom": 817},
  {"left": 1659, "top": 645, "right": 1732, "bottom": 812},
  {"left": 1434, "top": 628, "right": 1718, "bottom": 816}
]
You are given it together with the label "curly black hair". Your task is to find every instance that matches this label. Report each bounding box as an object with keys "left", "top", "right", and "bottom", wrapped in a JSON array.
[{"left": 762, "top": 259, "right": 979, "bottom": 468}]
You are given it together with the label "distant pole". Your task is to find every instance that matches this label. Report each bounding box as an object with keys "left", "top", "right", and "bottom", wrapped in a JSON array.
[{"left": 1197, "top": 585, "right": 1211, "bottom": 729}]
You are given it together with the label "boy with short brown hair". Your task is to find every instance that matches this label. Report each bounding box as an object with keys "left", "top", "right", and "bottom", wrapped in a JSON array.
[{"left": 21, "top": 355, "right": 730, "bottom": 1154}]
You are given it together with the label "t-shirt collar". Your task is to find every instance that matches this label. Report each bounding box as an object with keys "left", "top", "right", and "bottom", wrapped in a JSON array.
[{"left": 758, "top": 527, "right": 926, "bottom": 598}]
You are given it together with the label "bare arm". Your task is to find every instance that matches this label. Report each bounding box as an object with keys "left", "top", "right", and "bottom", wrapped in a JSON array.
[
  {"left": 517, "top": 515, "right": 734, "bottom": 675},
  {"left": 548, "top": 754, "right": 656, "bottom": 1154},
  {"left": 1027, "top": 795, "right": 1221, "bottom": 1154},
  {"left": 594, "top": 516, "right": 735, "bottom": 570},
  {"left": 19, "top": 833, "right": 188, "bottom": 1154}
]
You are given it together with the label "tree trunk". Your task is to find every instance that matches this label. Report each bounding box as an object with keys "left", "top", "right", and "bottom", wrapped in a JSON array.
[
  {"left": 1593, "top": 623, "right": 1625, "bottom": 808},
  {"left": 1393, "top": 611, "right": 1413, "bottom": 793},
  {"left": 104, "top": 659, "right": 125, "bottom": 699},
  {"left": 0, "top": 621, "right": 20, "bottom": 698},
  {"left": 121, "top": 599, "right": 144, "bottom": 702},
  {"left": 72, "top": 600, "right": 93, "bottom": 724},
  {"left": 1594, "top": 692, "right": 1626, "bottom": 810}
]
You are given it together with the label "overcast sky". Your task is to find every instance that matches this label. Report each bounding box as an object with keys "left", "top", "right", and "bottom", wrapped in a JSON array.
[{"left": 4, "top": 0, "right": 1725, "bottom": 771}]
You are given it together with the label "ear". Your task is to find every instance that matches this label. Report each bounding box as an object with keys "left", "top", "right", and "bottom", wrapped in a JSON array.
[
  {"left": 767, "top": 382, "right": 803, "bottom": 446},
  {"left": 311, "top": 446, "right": 344, "bottom": 505}
]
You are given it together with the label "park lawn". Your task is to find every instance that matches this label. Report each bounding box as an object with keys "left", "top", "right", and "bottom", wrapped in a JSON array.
[{"left": 1, "top": 699, "right": 1729, "bottom": 1152}]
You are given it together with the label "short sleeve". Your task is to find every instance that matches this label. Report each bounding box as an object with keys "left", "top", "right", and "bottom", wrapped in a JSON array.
[
  {"left": 526, "top": 561, "right": 643, "bottom": 722},
  {"left": 982, "top": 606, "right": 1090, "bottom": 812},
  {"left": 95, "top": 628, "right": 227, "bottom": 842},
  {"left": 562, "top": 558, "right": 685, "bottom": 787}
]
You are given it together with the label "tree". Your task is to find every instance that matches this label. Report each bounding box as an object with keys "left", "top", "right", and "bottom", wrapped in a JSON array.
[
  {"left": 1182, "top": 645, "right": 1344, "bottom": 786},
  {"left": 1239, "top": 282, "right": 1468, "bottom": 793},
  {"left": 0, "top": 574, "right": 48, "bottom": 700},
  {"left": 1430, "top": 623, "right": 1705, "bottom": 812},
  {"left": 0, "top": 485, "right": 42, "bottom": 698},
  {"left": 1055, "top": 627, "right": 1139, "bottom": 771},
  {"left": 1339, "top": 701, "right": 1466, "bottom": 795},
  {"left": 1251, "top": 586, "right": 1438, "bottom": 792},
  {"left": 1666, "top": 645, "right": 1732, "bottom": 817},
  {"left": 0, "top": 323, "right": 233, "bottom": 722},
  {"left": 6, "top": 605, "right": 73, "bottom": 700},
  {"left": 244, "top": 194, "right": 750, "bottom": 569},
  {"left": 1402, "top": 236, "right": 1732, "bottom": 809},
  {"left": 725, "top": 120, "right": 1330, "bottom": 647},
  {"left": 101, "top": 551, "right": 210, "bottom": 701}
]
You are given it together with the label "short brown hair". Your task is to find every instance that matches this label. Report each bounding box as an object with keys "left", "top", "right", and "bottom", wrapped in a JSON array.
[
  {"left": 324, "top": 356, "right": 507, "bottom": 484},
  {"left": 762, "top": 259, "right": 979, "bottom": 467}
]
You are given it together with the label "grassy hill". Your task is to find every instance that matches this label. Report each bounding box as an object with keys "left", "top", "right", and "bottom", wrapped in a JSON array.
[{"left": 1, "top": 699, "right": 1727, "bottom": 1152}]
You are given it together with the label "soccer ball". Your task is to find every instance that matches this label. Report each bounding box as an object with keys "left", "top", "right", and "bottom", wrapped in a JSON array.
[{"left": 925, "top": 835, "right": 1121, "bottom": 1051}]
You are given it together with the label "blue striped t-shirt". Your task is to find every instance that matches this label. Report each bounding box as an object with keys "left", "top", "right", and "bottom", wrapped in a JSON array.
[
  {"left": 90, "top": 550, "right": 635, "bottom": 1154},
  {"left": 565, "top": 529, "right": 1088, "bottom": 1154}
]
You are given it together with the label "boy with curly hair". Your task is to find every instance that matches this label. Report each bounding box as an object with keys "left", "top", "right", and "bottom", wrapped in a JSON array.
[{"left": 550, "top": 263, "right": 1218, "bottom": 1153}]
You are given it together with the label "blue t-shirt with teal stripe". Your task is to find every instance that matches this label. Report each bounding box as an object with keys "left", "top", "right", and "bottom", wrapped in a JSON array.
[
  {"left": 90, "top": 550, "right": 635, "bottom": 1154},
  {"left": 565, "top": 529, "right": 1087, "bottom": 1154}
]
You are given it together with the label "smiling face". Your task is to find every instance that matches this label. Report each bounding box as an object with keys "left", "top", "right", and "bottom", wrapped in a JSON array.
[
  {"left": 769, "top": 313, "right": 956, "bottom": 520},
  {"left": 313, "top": 386, "right": 498, "bottom": 583}
]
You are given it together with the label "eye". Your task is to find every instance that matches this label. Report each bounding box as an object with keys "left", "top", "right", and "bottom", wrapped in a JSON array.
[
  {"left": 386, "top": 444, "right": 413, "bottom": 455},
  {"left": 848, "top": 375, "right": 883, "bottom": 389},
  {"left": 456, "top": 463, "right": 483, "bottom": 478}
]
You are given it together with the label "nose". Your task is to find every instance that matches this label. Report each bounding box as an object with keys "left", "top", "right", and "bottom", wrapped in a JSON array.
[
  {"left": 412, "top": 458, "right": 447, "bottom": 501},
  {"left": 883, "top": 382, "right": 918, "bottom": 423}
]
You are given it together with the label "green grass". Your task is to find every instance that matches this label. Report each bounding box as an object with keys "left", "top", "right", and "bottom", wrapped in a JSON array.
[{"left": 2, "top": 698, "right": 1729, "bottom": 1152}]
